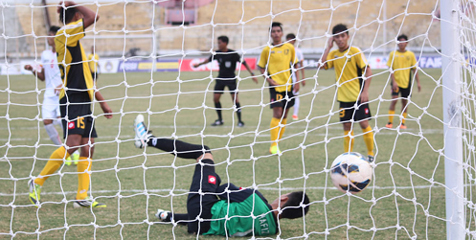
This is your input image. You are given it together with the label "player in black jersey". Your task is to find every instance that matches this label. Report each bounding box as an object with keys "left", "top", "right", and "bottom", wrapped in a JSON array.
[
  {"left": 194, "top": 36, "right": 258, "bottom": 127},
  {"left": 133, "top": 114, "right": 310, "bottom": 237}
]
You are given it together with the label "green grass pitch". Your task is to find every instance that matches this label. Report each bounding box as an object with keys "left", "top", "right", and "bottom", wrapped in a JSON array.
[{"left": 0, "top": 68, "right": 448, "bottom": 239}]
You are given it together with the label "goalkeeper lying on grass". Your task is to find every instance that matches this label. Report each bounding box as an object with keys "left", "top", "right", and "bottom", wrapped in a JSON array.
[{"left": 133, "top": 114, "right": 310, "bottom": 237}]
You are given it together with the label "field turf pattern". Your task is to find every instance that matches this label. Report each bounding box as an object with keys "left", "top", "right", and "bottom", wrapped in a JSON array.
[{"left": 0, "top": 68, "right": 451, "bottom": 239}]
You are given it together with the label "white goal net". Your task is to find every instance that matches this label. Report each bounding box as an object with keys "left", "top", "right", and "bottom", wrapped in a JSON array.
[{"left": 0, "top": 0, "right": 475, "bottom": 239}]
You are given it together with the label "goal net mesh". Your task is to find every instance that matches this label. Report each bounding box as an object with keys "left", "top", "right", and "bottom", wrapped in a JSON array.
[{"left": 1, "top": 0, "right": 475, "bottom": 239}]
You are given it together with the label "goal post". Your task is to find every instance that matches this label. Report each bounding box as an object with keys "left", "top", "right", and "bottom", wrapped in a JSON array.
[{"left": 440, "top": 0, "right": 465, "bottom": 237}]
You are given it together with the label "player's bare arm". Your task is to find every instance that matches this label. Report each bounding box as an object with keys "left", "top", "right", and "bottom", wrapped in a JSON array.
[
  {"left": 193, "top": 59, "right": 210, "bottom": 68},
  {"left": 24, "top": 65, "right": 45, "bottom": 81},
  {"left": 259, "top": 66, "right": 277, "bottom": 86},
  {"left": 360, "top": 66, "right": 372, "bottom": 103},
  {"left": 299, "top": 60, "right": 305, "bottom": 86},
  {"left": 242, "top": 61, "right": 258, "bottom": 83},
  {"left": 94, "top": 91, "right": 113, "bottom": 119},
  {"left": 415, "top": 69, "right": 421, "bottom": 92},
  {"left": 320, "top": 37, "right": 334, "bottom": 69},
  {"left": 58, "top": 1, "right": 100, "bottom": 28},
  {"left": 293, "top": 63, "right": 300, "bottom": 93},
  {"left": 55, "top": 84, "right": 62, "bottom": 95},
  {"left": 390, "top": 72, "right": 398, "bottom": 92}
]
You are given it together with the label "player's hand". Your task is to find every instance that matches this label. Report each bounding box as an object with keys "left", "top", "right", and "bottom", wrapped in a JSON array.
[
  {"left": 252, "top": 76, "right": 258, "bottom": 84},
  {"left": 392, "top": 80, "right": 399, "bottom": 92},
  {"left": 193, "top": 63, "right": 200, "bottom": 68},
  {"left": 359, "top": 91, "right": 369, "bottom": 103},
  {"left": 267, "top": 78, "right": 278, "bottom": 86},
  {"left": 54, "top": 84, "right": 62, "bottom": 95},
  {"left": 100, "top": 102, "right": 113, "bottom": 119},
  {"left": 418, "top": 83, "right": 421, "bottom": 92},
  {"left": 301, "top": 79, "right": 306, "bottom": 87},
  {"left": 294, "top": 82, "right": 300, "bottom": 93},
  {"left": 327, "top": 37, "right": 334, "bottom": 49},
  {"left": 58, "top": 1, "right": 76, "bottom": 13},
  {"left": 24, "top": 65, "right": 33, "bottom": 71}
]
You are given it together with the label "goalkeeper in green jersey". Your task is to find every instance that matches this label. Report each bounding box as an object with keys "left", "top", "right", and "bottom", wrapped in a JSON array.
[{"left": 133, "top": 114, "right": 310, "bottom": 237}]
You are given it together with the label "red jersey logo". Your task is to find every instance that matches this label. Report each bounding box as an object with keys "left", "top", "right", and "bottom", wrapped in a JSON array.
[
  {"left": 68, "top": 122, "right": 75, "bottom": 129},
  {"left": 208, "top": 175, "right": 216, "bottom": 185},
  {"left": 365, "top": 108, "right": 369, "bottom": 114}
]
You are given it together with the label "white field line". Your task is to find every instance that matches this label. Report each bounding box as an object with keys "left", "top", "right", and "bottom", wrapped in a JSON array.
[
  {"left": 0, "top": 124, "right": 443, "bottom": 131},
  {"left": 0, "top": 128, "right": 443, "bottom": 142},
  {"left": 0, "top": 184, "right": 450, "bottom": 198}
]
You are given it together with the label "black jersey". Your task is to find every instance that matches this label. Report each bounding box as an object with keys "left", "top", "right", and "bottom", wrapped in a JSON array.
[
  {"left": 55, "top": 19, "right": 94, "bottom": 104},
  {"left": 208, "top": 49, "right": 242, "bottom": 79}
]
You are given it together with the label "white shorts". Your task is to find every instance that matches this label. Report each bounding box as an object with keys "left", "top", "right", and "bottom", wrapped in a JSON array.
[{"left": 42, "top": 97, "right": 60, "bottom": 120}]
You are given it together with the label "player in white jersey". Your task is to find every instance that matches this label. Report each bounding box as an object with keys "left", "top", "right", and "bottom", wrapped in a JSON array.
[
  {"left": 24, "top": 26, "right": 79, "bottom": 165},
  {"left": 286, "top": 34, "right": 305, "bottom": 120}
]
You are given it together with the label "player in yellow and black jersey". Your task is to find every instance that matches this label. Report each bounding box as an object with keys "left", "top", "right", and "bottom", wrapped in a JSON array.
[
  {"left": 386, "top": 34, "right": 420, "bottom": 130},
  {"left": 321, "top": 24, "right": 375, "bottom": 162},
  {"left": 88, "top": 46, "right": 100, "bottom": 81},
  {"left": 28, "top": 1, "right": 113, "bottom": 209},
  {"left": 258, "top": 22, "right": 300, "bottom": 155}
]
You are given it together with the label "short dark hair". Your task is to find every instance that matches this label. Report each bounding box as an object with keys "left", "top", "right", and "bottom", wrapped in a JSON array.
[
  {"left": 59, "top": 6, "right": 78, "bottom": 24},
  {"left": 332, "top": 24, "right": 348, "bottom": 35},
  {"left": 217, "top": 36, "right": 229, "bottom": 44},
  {"left": 270, "top": 22, "right": 283, "bottom": 31},
  {"left": 280, "top": 191, "right": 310, "bottom": 219},
  {"left": 286, "top": 33, "right": 296, "bottom": 40},
  {"left": 397, "top": 34, "right": 408, "bottom": 41},
  {"left": 49, "top": 26, "right": 60, "bottom": 34}
]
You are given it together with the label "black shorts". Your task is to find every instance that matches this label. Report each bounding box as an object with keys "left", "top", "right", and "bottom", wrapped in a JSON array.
[
  {"left": 214, "top": 79, "right": 237, "bottom": 94},
  {"left": 187, "top": 159, "right": 220, "bottom": 234},
  {"left": 91, "top": 72, "right": 98, "bottom": 81},
  {"left": 339, "top": 101, "right": 372, "bottom": 122},
  {"left": 391, "top": 80, "right": 411, "bottom": 98},
  {"left": 269, "top": 88, "right": 295, "bottom": 109},
  {"left": 60, "top": 100, "right": 97, "bottom": 139}
]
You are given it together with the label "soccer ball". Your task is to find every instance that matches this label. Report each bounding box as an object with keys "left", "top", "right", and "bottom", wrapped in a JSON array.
[{"left": 330, "top": 152, "right": 372, "bottom": 194}]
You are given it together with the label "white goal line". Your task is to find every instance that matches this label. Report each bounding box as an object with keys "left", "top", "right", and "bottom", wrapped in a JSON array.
[
  {"left": 0, "top": 184, "right": 453, "bottom": 198},
  {"left": 0, "top": 128, "right": 444, "bottom": 142}
]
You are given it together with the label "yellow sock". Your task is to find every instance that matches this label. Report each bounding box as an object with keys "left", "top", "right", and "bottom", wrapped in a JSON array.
[
  {"left": 77, "top": 157, "right": 91, "bottom": 200},
  {"left": 35, "top": 147, "right": 69, "bottom": 186},
  {"left": 270, "top": 118, "right": 280, "bottom": 147},
  {"left": 362, "top": 126, "right": 374, "bottom": 156},
  {"left": 402, "top": 112, "right": 408, "bottom": 124},
  {"left": 278, "top": 118, "right": 287, "bottom": 141},
  {"left": 344, "top": 130, "right": 354, "bottom": 153},
  {"left": 388, "top": 110, "right": 395, "bottom": 123}
]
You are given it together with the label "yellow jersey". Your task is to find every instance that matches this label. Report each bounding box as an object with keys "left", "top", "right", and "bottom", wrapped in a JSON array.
[
  {"left": 387, "top": 50, "right": 417, "bottom": 88},
  {"left": 258, "top": 43, "right": 297, "bottom": 92},
  {"left": 55, "top": 19, "right": 94, "bottom": 102},
  {"left": 325, "top": 46, "right": 369, "bottom": 102},
  {"left": 88, "top": 53, "right": 100, "bottom": 73}
]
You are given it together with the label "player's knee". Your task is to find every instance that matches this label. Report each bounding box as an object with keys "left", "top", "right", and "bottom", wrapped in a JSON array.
[
  {"left": 80, "top": 146, "right": 94, "bottom": 158},
  {"left": 203, "top": 145, "right": 211, "bottom": 154}
]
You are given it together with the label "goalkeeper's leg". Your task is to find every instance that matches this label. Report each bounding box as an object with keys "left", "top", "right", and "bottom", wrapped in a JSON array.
[
  {"left": 155, "top": 157, "right": 219, "bottom": 234},
  {"left": 134, "top": 114, "right": 212, "bottom": 160}
]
